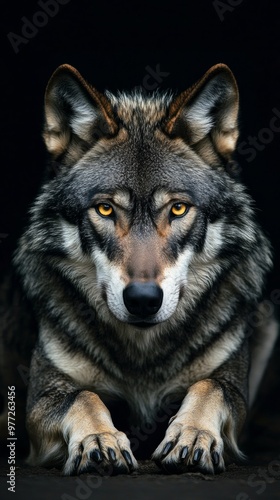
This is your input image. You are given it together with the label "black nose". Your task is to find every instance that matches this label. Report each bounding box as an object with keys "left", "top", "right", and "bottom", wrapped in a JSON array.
[{"left": 123, "top": 282, "right": 163, "bottom": 318}]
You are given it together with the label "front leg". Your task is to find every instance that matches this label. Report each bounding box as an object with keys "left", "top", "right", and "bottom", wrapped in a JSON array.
[
  {"left": 152, "top": 343, "right": 248, "bottom": 474},
  {"left": 27, "top": 347, "right": 137, "bottom": 475}
]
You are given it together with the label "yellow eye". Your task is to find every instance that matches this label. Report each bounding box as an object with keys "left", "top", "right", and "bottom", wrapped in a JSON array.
[
  {"left": 96, "top": 203, "right": 114, "bottom": 217},
  {"left": 170, "top": 202, "right": 188, "bottom": 217}
]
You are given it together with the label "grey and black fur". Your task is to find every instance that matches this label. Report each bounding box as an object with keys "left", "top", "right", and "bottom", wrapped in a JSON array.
[{"left": 1, "top": 63, "right": 278, "bottom": 475}]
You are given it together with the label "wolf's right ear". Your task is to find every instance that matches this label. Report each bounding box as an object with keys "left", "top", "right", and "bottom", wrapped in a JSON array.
[{"left": 43, "top": 64, "right": 118, "bottom": 159}]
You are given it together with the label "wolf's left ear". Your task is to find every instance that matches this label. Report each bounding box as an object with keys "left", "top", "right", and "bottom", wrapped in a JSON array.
[
  {"left": 165, "top": 64, "right": 239, "bottom": 161},
  {"left": 43, "top": 64, "right": 118, "bottom": 158}
]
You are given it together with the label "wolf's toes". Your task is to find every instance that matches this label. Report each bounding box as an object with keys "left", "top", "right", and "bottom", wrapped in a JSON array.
[
  {"left": 152, "top": 423, "right": 225, "bottom": 475},
  {"left": 63, "top": 431, "right": 138, "bottom": 476}
]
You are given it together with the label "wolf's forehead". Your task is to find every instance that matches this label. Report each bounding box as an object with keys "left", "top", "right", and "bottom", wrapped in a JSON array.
[{"left": 80, "top": 137, "right": 211, "bottom": 203}]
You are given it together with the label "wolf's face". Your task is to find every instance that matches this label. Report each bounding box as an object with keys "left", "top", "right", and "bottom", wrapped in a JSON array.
[
  {"left": 84, "top": 159, "right": 198, "bottom": 327},
  {"left": 40, "top": 64, "right": 239, "bottom": 328}
]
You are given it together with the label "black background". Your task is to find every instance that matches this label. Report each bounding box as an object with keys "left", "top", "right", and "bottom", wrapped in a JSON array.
[
  {"left": 1, "top": 0, "right": 279, "bottom": 292},
  {"left": 1, "top": 2, "right": 280, "bottom": 495}
]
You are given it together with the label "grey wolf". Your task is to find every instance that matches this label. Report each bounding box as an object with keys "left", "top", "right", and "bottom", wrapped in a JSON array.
[{"left": 0, "top": 63, "right": 277, "bottom": 475}]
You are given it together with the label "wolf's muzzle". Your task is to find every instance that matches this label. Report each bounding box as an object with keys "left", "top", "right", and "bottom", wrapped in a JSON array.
[{"left": 123, "top": 282, "right": 163, "bottom": 318}]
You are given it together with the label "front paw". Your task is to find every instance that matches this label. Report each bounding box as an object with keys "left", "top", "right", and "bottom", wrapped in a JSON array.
[
  {"left": 152, "top": 421, "right": 225, "bottom": 475},
  {"left": 63, "top": 430, "right": 138, "bottom": 476}
]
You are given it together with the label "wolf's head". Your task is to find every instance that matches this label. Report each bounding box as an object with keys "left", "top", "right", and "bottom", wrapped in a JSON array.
[{"left": 37, "top": 63, "right": 247, "bottom": 330}]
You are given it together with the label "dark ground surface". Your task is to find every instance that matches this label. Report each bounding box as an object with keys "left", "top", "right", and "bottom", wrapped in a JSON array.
[{"left": 1, "top": 456, "right": 280, "bottom": 500}]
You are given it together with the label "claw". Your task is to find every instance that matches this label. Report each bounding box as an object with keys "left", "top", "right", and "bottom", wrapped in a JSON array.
[
  {"left": 108, "top": 447, "right": 117, "bottom": 462},
  {"left": 162, "top": 442, "right": 174, "bottom": 457},
  {"left": 90, "top": 449, "right": 103, "bottom": 463},
  {"left": 193, "top": 448, "right": 203, "bottom": 464},
  {"left": 212, "top": 451, "right": 219, "bottom": 466},
  {"left": 180, "top": 446, "right": 188, "bottom": 460},
  {"left": 122, "top": 450, "right": 134, "bottom": 470}
]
